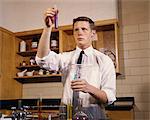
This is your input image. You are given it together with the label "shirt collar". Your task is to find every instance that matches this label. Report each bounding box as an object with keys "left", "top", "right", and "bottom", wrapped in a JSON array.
[{"left": 75, "top": 45, "right": 94, "bottom": 56}]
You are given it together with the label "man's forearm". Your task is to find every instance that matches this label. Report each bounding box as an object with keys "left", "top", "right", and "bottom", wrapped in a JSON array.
[
  {"left": 37, "top": 27, "right": 52, "bottom": 58},
  {"left": 88, "top": 85, "right": 108, "bottom": 104}
]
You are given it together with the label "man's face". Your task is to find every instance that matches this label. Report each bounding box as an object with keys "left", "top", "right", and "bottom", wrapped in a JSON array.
[{"left": 73, "top": 21, "right": 93, "bottom": 49}]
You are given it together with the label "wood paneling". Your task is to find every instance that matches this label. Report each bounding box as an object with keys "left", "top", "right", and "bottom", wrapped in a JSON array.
[
  {"left": 0, "top": 30, "right": 2, "bottom": 98},
  {"left": 106, "top": 110, "right": 134, "bottom": 120},
  {"left": 0, "top": 27, "right": 22, "bottom": 100},
  {"left": 60, "top": 30, "right": 75, "bottom": 52}
]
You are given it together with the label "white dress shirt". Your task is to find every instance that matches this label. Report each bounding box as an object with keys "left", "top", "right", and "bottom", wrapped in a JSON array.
[{"left": 36, "top": 46, "right": 116, "bottom": 106}]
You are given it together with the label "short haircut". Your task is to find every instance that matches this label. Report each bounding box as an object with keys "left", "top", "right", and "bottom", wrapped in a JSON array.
[{"left": 73, "top": 16, "right": 95, "bottom": 30}]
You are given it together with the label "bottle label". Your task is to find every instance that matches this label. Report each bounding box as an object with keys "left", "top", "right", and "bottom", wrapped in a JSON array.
[
  {"left": 51, "top": 40, "right": 57, "bottom": 47},
  {"left": 32, "top": 42, "right": 38, "bottom": 48}
]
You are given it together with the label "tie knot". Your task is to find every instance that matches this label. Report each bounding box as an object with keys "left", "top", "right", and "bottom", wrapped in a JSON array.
[{"left": 81, "top": 50, "right": 84, "bottom": 54}]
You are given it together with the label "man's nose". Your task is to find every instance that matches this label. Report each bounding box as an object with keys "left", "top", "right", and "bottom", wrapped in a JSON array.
[{"left": 78, "top": 29, "right": 83, "bottom": 34}]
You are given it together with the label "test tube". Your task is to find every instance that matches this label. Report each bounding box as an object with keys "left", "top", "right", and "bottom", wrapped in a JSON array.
[{"left": 54, "top": 5, "right": 58, "bottom": 29}]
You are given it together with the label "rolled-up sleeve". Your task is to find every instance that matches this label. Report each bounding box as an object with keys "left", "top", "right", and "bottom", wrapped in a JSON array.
[
  {"left": 100, "top": 56, "right": 116, "bottom": 104},
  {"left": 35, "top": 51, "right": 60, "bottom": 71}
]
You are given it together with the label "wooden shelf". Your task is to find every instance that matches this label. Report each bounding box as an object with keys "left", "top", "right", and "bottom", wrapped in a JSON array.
[
  {"left": 16, "top": 65, "right": 40, "bottom": 70},
  {"left": 17, "top": 51, "right": 37, "bottom": 57},
  {"left": 15, "top": 29, "right": 60, "bottom": 85},
  {"left": 17, "top": 48, "right": 59, "bottom": 57},
  {"left": 14, "top": 74, "right": 62, "bottom": 84}
]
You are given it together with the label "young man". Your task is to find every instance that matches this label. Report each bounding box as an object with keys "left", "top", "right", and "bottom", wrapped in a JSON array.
[{"left": 36, "top": 7, "right": 116, "bottom": 119}]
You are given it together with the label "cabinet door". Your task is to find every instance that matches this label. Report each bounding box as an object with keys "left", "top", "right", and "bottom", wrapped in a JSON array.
[
  {"left": 0, "top": 30, "right": 2, "bottom": 97},
  {"left": 106, "top": 110, "right": 134, "bottom": 120},
  {"left": 0, "top": 30, "right": 2, "bottom": 77},
  {"left": 0, "top": 28, "right": 22, "bottom": 99}
]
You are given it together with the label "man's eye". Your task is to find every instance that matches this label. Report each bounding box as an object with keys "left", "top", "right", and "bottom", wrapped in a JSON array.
[
  {"left": 74, "top": 28, "right": 79, "bottom": 31},
  {"left": 82, "top": 28, "right": 87, "bottom": 31}
]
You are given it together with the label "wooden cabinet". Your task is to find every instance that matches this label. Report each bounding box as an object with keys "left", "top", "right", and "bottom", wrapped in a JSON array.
[
  {"left": 14, "top": 29, "right": 61, "bottom": 84},
  {"left": 106, "top": 97, "right": 135, "bottom": 120},
  {"left": 0, "top": 27, "right": 22, "bottom": 100},
  {"left": 106, "top": 110, "right": 134, "bottom": 120}
]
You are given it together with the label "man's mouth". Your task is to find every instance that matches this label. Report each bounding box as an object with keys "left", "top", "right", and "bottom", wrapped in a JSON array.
[{"left": 77, "top": 38, "right": 84, "bottom": 41}]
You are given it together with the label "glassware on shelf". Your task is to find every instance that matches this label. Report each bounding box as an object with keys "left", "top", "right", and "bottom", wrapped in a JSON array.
[
  {"left": 51, "top": 39, "right": 58, "bottom": 49},
  {"left": 30, "top": 56, "right": 36, "bottom": 66},
  {"left": 37, "top": 97, "right": 42, "bottom": 120},
  {"left": 20, "top": 40, "right": 26, "bottom": 52},
  {"left": 59, "top": 105, "right": 67, "bottom": 120},
  {"left": 31, "top": 36, "right": 38, "bottom": 51}
]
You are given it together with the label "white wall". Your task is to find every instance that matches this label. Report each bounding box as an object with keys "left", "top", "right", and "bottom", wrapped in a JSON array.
[
  {"left": 1, "top": 0, "right": 118, "bottom": 32},
  {"left": 0, "top": 0, "right": 3, "bottom": 26}
]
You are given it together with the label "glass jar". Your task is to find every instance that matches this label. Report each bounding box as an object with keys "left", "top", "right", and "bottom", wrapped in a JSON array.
[
  {"left": 31, "top": 36, "right": 38, "bottom": 51},
  {"left": 20, "top": 40, "right": 26, "bottom": 52}
]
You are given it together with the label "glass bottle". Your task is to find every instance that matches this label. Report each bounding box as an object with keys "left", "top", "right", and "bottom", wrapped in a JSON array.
[
  {"left": 31, "top": 36, "right": 38, "bottom": 51},
  {"left": 72, "top": 98, "right": 89, "bottom": 120},
  {"left": 67, "top": 99, "right": 72, "bottom": 120},
  {"left": 37, "top": 97, "right": 42, "bottom": 120},
  {"left": 20, "top": 40, "right": 26, "bottom": 52}
]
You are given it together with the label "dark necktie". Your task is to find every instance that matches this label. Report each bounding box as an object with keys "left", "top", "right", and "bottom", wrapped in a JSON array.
[
  {"left": 73, "top": 50, "right": 84, "bottom": 112},
  {"left": 77, "top": 50, "right": 84, "bottom": 64}
]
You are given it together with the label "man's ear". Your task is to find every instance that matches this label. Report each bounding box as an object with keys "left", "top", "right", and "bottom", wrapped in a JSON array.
[{"left": 91, "top": 30, "right": 98, "bottom": 41}]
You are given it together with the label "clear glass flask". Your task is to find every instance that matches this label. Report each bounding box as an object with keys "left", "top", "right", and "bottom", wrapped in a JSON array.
[{"left": 72, "top": 98, "right": 89, "bottom": 120}]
